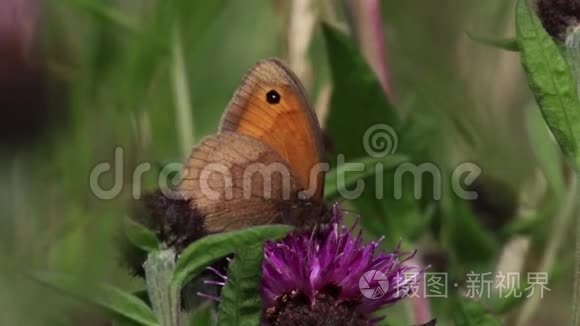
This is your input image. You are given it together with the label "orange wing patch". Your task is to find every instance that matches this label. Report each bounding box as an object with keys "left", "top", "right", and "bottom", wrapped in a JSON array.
[{"left": 219, "top": 59, "right": 325, "bottom": 200}]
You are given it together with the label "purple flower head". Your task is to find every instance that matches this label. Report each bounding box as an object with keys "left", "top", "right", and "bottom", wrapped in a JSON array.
[
  {"left": 200, "top": 205, "right": 423, "bottom": 324},
  {"left": 261, "top": 205, "right": 422, "bottom": 325}
]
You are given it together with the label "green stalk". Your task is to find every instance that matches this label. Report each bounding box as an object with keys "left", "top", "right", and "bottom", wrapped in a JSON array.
[
  {"left": 517, "top": 171, "right": 576, "bottom": 325},
  {"left": 567, "top": 28, "right": 580, "bottom": 326},
  {"left": 575, "top": 173, "right": 580, "bottom": 325},
  {"left": 144, "top": 249, "right": 182, "bottom": 326},
  {"left": 171, "top": 24, "right": 195, "bottom": 158}
]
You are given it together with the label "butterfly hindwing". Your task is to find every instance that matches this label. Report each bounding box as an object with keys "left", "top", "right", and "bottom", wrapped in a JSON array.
[{"left": 178, "top": 132, "right": 303, "bottom": 233}]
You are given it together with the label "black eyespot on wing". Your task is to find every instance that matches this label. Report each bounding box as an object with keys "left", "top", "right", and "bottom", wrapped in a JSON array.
[{"left": 266, "top": 89, "right": 281, "bottom": 104}]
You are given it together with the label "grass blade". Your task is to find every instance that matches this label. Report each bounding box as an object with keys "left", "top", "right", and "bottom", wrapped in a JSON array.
[{"left": 29, "top": 271, "right": 158, "bottom": 326}]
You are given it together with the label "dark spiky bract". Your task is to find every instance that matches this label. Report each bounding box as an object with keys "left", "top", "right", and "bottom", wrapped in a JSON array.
[
  {"left": 265, "top": 290, "right": 370, "bottom": 326},
  {"left": 536, "top": 0, "right": 580, "bottom": 40},
  {"left": 121, "top": 190, "right": 205, "bottom": 276}
]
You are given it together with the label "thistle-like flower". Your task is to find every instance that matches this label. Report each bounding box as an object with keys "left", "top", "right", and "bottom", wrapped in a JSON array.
[
  {"left": 205, "top": 206, "right": 423, "bottom": 325},
  {"left": 261, "top": 208, "right": 421, "bottom": 325}
]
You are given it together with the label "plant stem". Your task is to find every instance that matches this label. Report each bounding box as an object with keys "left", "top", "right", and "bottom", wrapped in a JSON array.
[
  {"left": 517, "top": 170, "right": 575, "bottom": 325},
  {"left": 171, "top": 24, "right": 195, "bottom": 158},
  {"left": 347, "top": 0, "right": 395, "bottom": 101},
  {"left": 407, "top": 255, "right": 432, "bottom": 324},
  {"left": 287, "top": 0, "right": 315, "bottom": 89},
  {"left": 566, "top": 28, "right": 580, "bottom": 326},
  {"left": 144, "top": 249, "right": 182, "bottom": 326},
  {"left": 574, "top": 171, "right": 580, "bottom": 325}
]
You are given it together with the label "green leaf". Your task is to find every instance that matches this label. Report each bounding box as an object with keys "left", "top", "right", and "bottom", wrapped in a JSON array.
[
  {"left": 440, "top": 182, "right": 499, "bottom": 265},
  {"left": 324, "top": 155, "right": 409, "bottom": 201},
  {"left": 499, "top": 212, "right": 543, "bottom": 239},
  {"left": 322, "top": 24, "right": 400, "bottom": 162},
  {"left": 454, "top": 297, "right": 500, "bottom": 326},
  {"left": 28, "top": 272, "right": 158, "bottom": 326},
  {"left": 172, "top": 225, "right": 290, "bottom": 289},
  {"left": 124, "top": 217, "right": 160, "bottom": 252},
  {"left": 517, "top": 0, "right": 580, "bottom": 167},
  {"left": 112, "top": 318, "right": 148, "bottom": 326},
  {"left": 466, "top": 32, "right": 519, "bottom": 51},
  {"left": 63, "top": 0, "right": 138, "bottom": 32},
  {"left": 322, "top": 24, "right": 402, "bottom": 222},
  {"left": 491, "top": 281, "right": 529, "bottom": 315},
  {"left": 526, "top": 104, "right": 566, "bottom": 200},
  {"left": 218, "top": 244, "right": 264, "bottom": 326}
]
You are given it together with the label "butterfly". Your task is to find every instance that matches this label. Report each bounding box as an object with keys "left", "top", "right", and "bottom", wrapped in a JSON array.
[{"left": 175, "top": 58, "right": 329, "bottom": 234}]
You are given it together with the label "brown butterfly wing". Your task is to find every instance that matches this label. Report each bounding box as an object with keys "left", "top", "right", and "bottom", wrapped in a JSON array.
[
  {"left": 219, "top": 58, "right": 325, "bottom": 201},
  {"left": 178, "top": 132, "right": 304, "bottom": 233}
]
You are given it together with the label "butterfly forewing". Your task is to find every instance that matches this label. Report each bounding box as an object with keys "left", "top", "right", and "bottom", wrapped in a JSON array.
[{"left": 219, "top": 59, "right": 325, "bottom": 200}]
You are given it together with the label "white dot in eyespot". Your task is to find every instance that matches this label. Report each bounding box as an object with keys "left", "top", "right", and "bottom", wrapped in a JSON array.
[{"left": 266, "top": 89, "right": 281, "bottom": 104}]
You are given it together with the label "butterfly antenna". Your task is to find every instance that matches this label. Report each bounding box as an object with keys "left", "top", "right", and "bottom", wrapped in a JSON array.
[{"left": 330, "top": 198, "right": 361, "bottom": 214}]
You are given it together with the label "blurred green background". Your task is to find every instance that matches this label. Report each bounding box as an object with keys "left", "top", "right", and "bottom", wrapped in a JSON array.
[{"left": 0, "top": 0, "right": 572, "bottom": 325}]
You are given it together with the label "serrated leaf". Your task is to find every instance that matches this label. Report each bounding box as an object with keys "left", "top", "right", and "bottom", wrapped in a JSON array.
[
  {"left": 517, "top": 0, "right": 580, "bottom": 167},
  {"left": 28, "top": 272, "right": 158, "bottom": 326},
  {"left": 454, "top": 297, "right": 500, "bottom": 326},
  {"left": 124, "top": 217, "right": 160, "bottom": 252},
  {"left": 218, "top": 244, "right": 264, "bottom": 326},
  {"left": 466, "top": 32, "right": 519, "bottom": 52},
  {"left": 172, "top": 225, "right": 290, "bottom": 289},
  {"left": 324, "top": 155, "right": 409, "bottom": 201}
]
